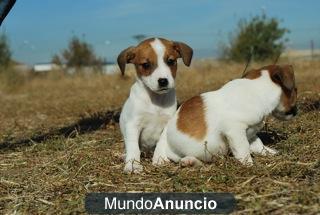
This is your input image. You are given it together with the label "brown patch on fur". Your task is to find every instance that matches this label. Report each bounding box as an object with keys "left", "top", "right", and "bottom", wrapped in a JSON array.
[
  {"left": 158, "top": 38, "right": 180, "bottom": 78},
  {"left": 173, "top": 40, "right": 193, "bottom": 66},
  {"left": 243, "top": 69, "right": 262, "bottom": 79},
  {"left": 117, "top": 38, "right": 158, "bottom": 77},
  {"left": 132, "top": 39, "right": 158, "bottom": 77},
  {"left": 177, "top": 96, "right": 207, "bottom": 140},
  {"left": 280, "top": 86, "right": 297, "bottom": 111},
  {"left": 267, "top": 65, "right": 297, "bottom": 111}
]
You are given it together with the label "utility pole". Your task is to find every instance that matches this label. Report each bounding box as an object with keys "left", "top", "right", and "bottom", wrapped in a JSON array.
[{"left": 310, "top": 39, "right": 314, "bottom": 60}]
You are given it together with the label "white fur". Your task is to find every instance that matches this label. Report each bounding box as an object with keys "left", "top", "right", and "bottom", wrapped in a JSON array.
[
  {"left": 120, "top": 38, "right": 177, "bottom": 173},
  {"left": 153, "top": 70, "right": 283, "bottom": 166}
]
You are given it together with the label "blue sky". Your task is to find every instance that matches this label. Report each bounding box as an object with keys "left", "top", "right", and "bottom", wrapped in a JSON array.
[{"left": 2, "top": 0, "right": 320, "bottom": 64}]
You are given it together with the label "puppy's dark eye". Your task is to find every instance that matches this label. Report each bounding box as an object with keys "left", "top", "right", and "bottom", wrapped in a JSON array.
[
  {"left": 141, "top": 62, "right": 151, "bottom": 69},
  {"left": 167, "top": 58, "right": 176, "bottom": 66}
]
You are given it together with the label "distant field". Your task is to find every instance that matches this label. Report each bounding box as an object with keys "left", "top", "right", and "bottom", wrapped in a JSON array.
[{"left": 0, "top": 60, "right": 319, "bottom": 214}]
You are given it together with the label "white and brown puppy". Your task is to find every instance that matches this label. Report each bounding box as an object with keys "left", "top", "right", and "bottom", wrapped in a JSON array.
[
  {"left": 153, "top": 65, "right": 297, "bottom": 166},
  {"left": 118, "top": 38, "right": 193, "bottom": 173}
]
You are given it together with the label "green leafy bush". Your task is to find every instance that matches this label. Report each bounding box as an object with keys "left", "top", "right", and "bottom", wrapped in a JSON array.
[{"left": 221, "top": 14, "right": 289, "bottom": 62}]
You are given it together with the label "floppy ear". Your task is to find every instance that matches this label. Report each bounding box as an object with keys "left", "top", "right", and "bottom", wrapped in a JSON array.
[
  {"left": 272, "top": 66, "right": 295, "bottom": 91},
  {"left": 173, "top": 42, "right": 193, "bottom": 66},
  {"left": 117, "top": 46, "right": 135, "bottom": 75}
]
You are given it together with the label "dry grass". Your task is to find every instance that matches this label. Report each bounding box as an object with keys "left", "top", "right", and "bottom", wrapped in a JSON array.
[{"left": 0, "top": 60, "right": 319, "bottom": 214}]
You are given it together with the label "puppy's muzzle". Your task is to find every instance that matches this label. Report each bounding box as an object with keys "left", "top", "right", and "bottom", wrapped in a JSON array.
[{"left": 285, "top": 106, "right": 298, "bottom": 117}]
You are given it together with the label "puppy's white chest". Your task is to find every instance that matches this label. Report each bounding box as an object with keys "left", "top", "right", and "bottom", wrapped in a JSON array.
[{"left": 139, "top": 110, "right": 172, "bottom": 151}]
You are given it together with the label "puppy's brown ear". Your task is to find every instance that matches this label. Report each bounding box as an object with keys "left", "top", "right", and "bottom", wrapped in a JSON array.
[
  {"left": 117, "top": 46, "right": 135, "bottom": 75},
  {"left": 271, "top": 65, "right": 295, "bottom": 91},
  {"left": 174, "top": 42, "right": 193, "bottom": 66}
]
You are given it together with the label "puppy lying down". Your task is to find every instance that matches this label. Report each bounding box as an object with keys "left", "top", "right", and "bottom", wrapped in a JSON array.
[{"left": 152, "top": 65, "right": 297, "bottom": 166}]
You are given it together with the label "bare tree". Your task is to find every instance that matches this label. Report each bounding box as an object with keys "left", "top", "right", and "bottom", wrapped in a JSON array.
[{"left": 0, "top": 33, "right": 11, "bottom": 68}]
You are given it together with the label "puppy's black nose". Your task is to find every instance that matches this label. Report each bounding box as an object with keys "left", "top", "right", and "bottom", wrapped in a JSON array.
[
  {"left": 158, "top": 78, "right": 168, "bottom": 88},
  {"left": 292, "top": 106, "right": 298, "bottom": 116},
  {"left": 286, "top": 106, "right": 298, "bottom": 116}
]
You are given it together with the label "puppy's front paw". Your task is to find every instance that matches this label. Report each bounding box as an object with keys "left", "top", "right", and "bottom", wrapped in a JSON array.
[
  {"left": 152, "top": 156, "right": 170, "bottom": 166},
  {"left": 238, "top": 155, "right": 253, "bottom": 167},
  {"left": 256, "top": 146, "right": 278, "bottom": 156},
  {"left": 124, "top": 161, "right": 143, "bottom": 174},
  {"left": 264, "top": 146, "right": 278, "bottom": 155},
  {"left": 243, "top": 160, "right": 253, "bottom": 167}
]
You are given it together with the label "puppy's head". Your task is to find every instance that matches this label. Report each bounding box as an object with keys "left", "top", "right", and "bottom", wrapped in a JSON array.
[
  {"left": 266, "top": 65, "right": 298, "bottom": 120},
  {"left": 117, "top": 38, "right": 193, "bottom": 94},
  {"left": 244, "top": 65, "right": 298, "bottom": 120}
]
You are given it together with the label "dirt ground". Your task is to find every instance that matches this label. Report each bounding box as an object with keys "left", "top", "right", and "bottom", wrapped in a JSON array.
[{"left": 0, "top": 60, "right": 319, "bottom": 214}]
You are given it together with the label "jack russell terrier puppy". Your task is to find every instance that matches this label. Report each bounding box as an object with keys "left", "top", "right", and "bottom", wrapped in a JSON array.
[
  {"left": 152, "top": 65, "right": 297, "bottom": 166},
  {"left": 118, "top": 38, "right": 193, "bottom": 173}
]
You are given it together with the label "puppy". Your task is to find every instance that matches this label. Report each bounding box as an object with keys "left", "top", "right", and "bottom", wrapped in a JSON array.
[
  {"left": 153, "top": 65, "right": 297, "bottom": 166},
  {"left": 118, "top": 38, "right": 193, "bottom": 173}
]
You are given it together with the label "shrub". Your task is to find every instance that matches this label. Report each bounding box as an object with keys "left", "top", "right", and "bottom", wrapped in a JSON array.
[
  {"left": 52, "top": 36, "right": 103, "bottom": 72},
  {"left": 221, "top": 14, "right": 289, "bottom": 62}
]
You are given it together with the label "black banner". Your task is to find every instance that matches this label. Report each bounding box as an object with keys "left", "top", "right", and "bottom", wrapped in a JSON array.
[{"left": 85, "top": 192, "right": 236, "bottom": 214}]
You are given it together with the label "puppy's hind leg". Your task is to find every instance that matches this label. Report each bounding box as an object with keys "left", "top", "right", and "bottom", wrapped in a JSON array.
[{"left": 224, "top": 127, "right": 253, "bottom": 166}]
